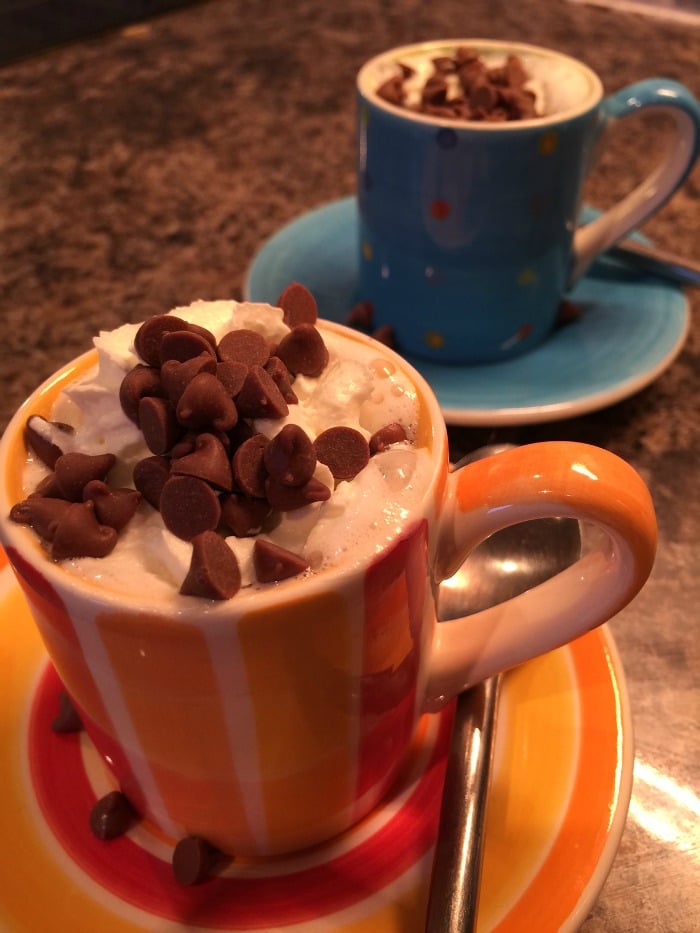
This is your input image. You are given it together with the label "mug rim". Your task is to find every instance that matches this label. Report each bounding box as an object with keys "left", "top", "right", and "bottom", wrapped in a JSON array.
[
  {"left": 357, "top": 38, "right": 604, "bottom": 130},
  {"left": 0, "top": 319, "right": 446, "bottom": 619}
]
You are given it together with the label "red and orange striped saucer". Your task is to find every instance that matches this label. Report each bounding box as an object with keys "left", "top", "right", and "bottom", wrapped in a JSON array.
[{"left": 0, "top": 554, "right": 632, "bottom": 932}]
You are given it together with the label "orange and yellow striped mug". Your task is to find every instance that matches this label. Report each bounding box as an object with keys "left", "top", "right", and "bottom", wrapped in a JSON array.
[{"left": 0, "top": 320, "right": 656, "bottom": 857}]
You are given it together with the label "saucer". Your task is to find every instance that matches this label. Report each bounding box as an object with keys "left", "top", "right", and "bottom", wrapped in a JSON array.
[
  {"left": 244, "top": 197, "right": 689, "bottom": 425},
  {"left": 0, "top": 555, "right": 632, "bottom": 932}
]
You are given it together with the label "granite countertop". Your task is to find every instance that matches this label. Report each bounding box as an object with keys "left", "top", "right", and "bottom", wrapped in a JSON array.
[{"left": 1, "top": 0, "right": 698, "bottom": 930}]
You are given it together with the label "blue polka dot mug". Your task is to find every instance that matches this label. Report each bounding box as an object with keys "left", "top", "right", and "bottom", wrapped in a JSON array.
[{"left": 356, "top": 40, "right": 700, "bottom": 363}]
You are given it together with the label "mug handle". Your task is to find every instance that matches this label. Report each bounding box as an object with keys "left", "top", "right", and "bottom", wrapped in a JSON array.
[
  {"left": 423, "top": 442, "right": 656, "bottom": 711},
  {"left": 570, "top": 79, "right": 700, "bottom": 284}
]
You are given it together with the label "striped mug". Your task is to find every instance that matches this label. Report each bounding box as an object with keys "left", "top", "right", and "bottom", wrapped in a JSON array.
[{"left": 0, "top": 321, "right": 656, "bottom": 856}]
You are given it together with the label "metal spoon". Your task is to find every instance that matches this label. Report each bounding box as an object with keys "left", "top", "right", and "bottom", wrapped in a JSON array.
[{"left": 426, "top": 445, "right": 582, "bottom": 933}]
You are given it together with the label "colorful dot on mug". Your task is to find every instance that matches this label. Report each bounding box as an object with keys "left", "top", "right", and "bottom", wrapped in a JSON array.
[
  {"left": 430, "top": 200, "right": 450, "bottom": 220},
  {"left": 435, "top": 128, "right": 458, "bottom": 150},
  {"left": 500, "top": 322, "right": 534, "bottom": 351},
  {"left": 538, "top": 131, "right": 559, "bottom": 156},
  {"left": 362, "top": 241, "right": 373, "bottom": 261},
  {"left": 424, "top": 331, "right": 445, "bottom": 349},
  {"left": 517, "top": 267, "right": 538, "bottom": 287}
]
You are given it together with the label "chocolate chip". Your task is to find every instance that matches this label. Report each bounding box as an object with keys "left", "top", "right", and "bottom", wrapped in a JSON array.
[
  {"left": 276, "top": 282, "right": 318, "bottom": 327},
  {"left": 235, "top": 366, "right": 289, "bottom": 421},
  {"left": 31, "top": 472, "right": 64, "bottom": 499},
  {"left": 369, "top": 422, "right": 407, "bottom": 455},
  {"left": 134, "top": 314, "right": 190, "bottom": 367},
  {"left": 172, "top": 835, "right": 221, "bottom": 886},
  {"left": 276, "top": 324, "right": 329, "bottom": 377},
  {"left": 160, "top": 475, "right": 222, "bottom": 541},
  {"left": 346, "top": 300, "right": 374, "bottom": 332},
  {"left": 505, "top": 54, "right": 528, "bottom": 87},
  {"left": 24, "top": 415, "right": 74, "bottom": 469},
  {"left": 171, "top": 433, "right": 233, "bottom": 491},
  {"left": 226, "top": 419, "right": 255, "bottom": 451},
  {"left": 263, "top": 424, "right": 316, "bottom": 487},
  {"left": 432, "top": 55, "right": 456, "bottom": 74},
  {"left": 457, "top": 58, "right": 487, "bottom": 93},
  {"left": 501, "top": 86, "right": 536, "bottom": 119},
  {"left": 133, "top": 456, "right": 171, "bottom": 509},
  {"left": 377, "top": 75, "right": 404, "bottom": 106},
  {"left": 10, "top": 497, "right": 71, "bottom": 540},
  {"left": 160, "top": 354, "right": 218, "bottom": 406},
  {"left": 371, "top": 325, "right": 396, "bottom": 349},
  {"left": 470, "top": 80, "right": 498, "bottom": 112},
  {"left": 82, "top": 480, "right": 141, "bottom": 531},
  {"left": 54, "top": 452, "right": 116, "bottom": 502},
  {"left": 422, "top": 74, "right": 448, "bottom": 106},
  {"left": 232, "top": 434, "right": 269, "bottom": 499},
  {"left": 159, "top": 329, "right": 216, "bottom": 365},
  {"left": 51, "top": 501, "right": 119, "bottom": 560},
  {"left": 139, "top": 396, "right": 183, "bottom": 455},
  {"left": 176, "top": 372, "right": 239, "bottom": 432},
  {"left": 265, "top": 475, "right": 331, "bottom": 511},
  {"left": 119, "top": 365, "right": 164, "bottom": 424},
  {"left": 424, "top": 103, "right": 460, "bottom": 119},
  {"left": 52, "top": 690, "right": 83, "bottom": 733},
  {"left": 264, "top": 356, "right": 298, "bottom": 404},
  {"left": 218, "top": 328, "right": 270, "bottom": 368},
  {"left": 556, "top": 298, "right": 584, "bottom": 327},
  {"left": 186, "top": 321, "right": 218, "bottom": 352},
  {"left": 216, "top": 360, "right": 248, "bottom": 398},
  {"left": 254, "top": 539, "right": 309, "bottom": 583},
  {"left": 455, "top": 46, "right": 480, "bottom": 64},
  {"left": 179, "top": 531, "right": 241, "bottom": 600},
  {"left": 89, "top": 790, "right": 137, "bottom": 840},
  {"left": 313, "top": 427, "right": 370, "bottom": 481},
  {"left": 449, "top": 99, "right": 473, "bottom": 119},
  {"left": 487, "top": 64, "right": 508, "bottom": 87},
  {"left": 220, "top": 492, "right": 272, "bottom": 537}
]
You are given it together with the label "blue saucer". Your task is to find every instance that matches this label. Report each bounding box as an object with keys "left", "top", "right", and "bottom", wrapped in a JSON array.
[{"left": 244, "top": 197, "right": 689, "bottom": 425}]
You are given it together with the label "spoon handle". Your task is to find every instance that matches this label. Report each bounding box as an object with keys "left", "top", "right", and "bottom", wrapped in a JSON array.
[
  {"left": 609, "top": 239, "right": 700, "bottom": 287},
  {"left": 425, "top": 675, "right": 501, "bottom": 933}
]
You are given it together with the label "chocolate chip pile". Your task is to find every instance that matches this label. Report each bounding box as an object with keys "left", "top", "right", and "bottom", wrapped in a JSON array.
[
  {"left": 10, "top": 428, "right": 141, "bottom": 560},
  {"left": 10, "top": 284, "right": 408, "bottom": 600},
  {"left": 376, "top": 48, "right": 540, "bottom": 122}
]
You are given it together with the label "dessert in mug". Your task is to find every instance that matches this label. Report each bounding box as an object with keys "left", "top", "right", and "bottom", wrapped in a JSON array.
[
  {"left": 2, "top": 281, "right": 657, "bottom": 879},
  {"left": 6, "top": 283, "right": 436, "bottom": 880},
  {"left": 375, "top": 45, "right": 543, "bottom": 121},
  {"left": 10, "top": 283, "right": 431, "bottom": 603}
]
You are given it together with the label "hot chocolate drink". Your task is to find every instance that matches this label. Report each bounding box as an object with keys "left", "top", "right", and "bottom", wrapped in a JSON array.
[{"left": 10, "top": 285, "right": 432, "bottom": 603}]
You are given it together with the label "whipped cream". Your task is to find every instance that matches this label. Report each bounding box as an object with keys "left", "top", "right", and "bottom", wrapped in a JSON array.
[{"left": 25, "top": 301, "right": 432, "bottom": 600}]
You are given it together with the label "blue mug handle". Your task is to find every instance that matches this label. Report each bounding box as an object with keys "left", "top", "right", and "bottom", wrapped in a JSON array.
[{"left": 571, "top": 79, "right": 700, "bottom": 283}]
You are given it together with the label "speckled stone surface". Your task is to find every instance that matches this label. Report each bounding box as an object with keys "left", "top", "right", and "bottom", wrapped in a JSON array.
[{"left": 0, "top": 1, "right": 698, "bottom": 929}]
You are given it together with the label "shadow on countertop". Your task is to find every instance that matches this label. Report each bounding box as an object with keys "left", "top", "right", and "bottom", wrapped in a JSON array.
[{"left": 0, "top": 0, "right": 201, "bottom": 65}]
